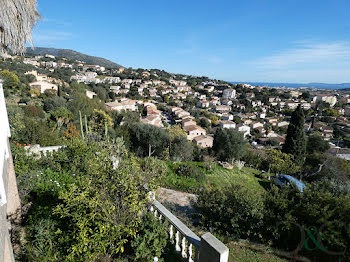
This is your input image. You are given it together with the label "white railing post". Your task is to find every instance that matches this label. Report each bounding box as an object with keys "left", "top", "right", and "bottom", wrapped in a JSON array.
[
  {"left": 181, "top": 236, "right": 187, "bottom": 258},
  {"left": 169, "top": 224, "right": 174, "bottom": 243},
  {"left": 175, "top": 231, "right": 181, "bottom": 251},
  {"left": 188, "top": 243, "right": 193, "bottom": 262}
]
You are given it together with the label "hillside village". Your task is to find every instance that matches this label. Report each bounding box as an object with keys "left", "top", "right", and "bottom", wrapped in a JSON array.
[
  {"left": 2, "top": 51, "right": 350, "bottom": 262},
  {"left": 2, "top": 1, "right": 350, "bottom": 261},
  {"left": 4, "top": 52, "right": 350, "bottom": 157}
]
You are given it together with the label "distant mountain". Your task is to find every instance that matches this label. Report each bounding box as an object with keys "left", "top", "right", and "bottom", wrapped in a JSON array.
[{"left": 26, "top": 47, "right": 122, "bottom": 68}]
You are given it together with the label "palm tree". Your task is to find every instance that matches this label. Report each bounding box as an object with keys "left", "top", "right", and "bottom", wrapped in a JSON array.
[{"left": 0, "top": 0, "right": 40, "bottom": 56}]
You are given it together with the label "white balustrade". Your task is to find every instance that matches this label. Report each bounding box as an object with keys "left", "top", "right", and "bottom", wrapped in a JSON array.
[{"left": 150, "top": 199, "right": 229, "bottom": 262}]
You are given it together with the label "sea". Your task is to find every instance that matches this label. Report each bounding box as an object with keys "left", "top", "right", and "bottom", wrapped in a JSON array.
[{"left": 230, "top": 82, "right": 350, "bottom": 90}]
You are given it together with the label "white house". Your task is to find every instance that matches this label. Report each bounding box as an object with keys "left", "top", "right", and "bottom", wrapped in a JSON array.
[
  {"left": 219, "top": 120, "right": 236, "bottom": 129},
  {"left": 29, "top": 81, "right": 57, "bottom": 94},
  {"left": 236, "top": 124, "right": 251, "bottom": 138},
  {"left": 222, "top": 89, "right": 236, "bottom": 99}
]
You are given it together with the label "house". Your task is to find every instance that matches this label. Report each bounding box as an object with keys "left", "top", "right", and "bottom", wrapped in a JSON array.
[
  {"left": 313, "top": 95, "right": 337, "bottom": 107},
  {"left": 193, "top": 135, "right": 214, "bottom": 148},
  {"left": 219, "top": 120, "right": 236, "bottom": 129},
  {"left": 277, "top": 121, "right": 289, "bottom": 128},
  {"left": 236, "top": 124, "right": 251, "bottom": 138},
  {"left": 183, "top": 125, "right": 206, "bottom": 140},
  {"left": 221, "top": 114, "right": 234, "bottom": 121},
  {"left": 29, "top": 81, "right": 57, "bottom": 94},
  {"left": 86, "top": 90, "right": 96, "bottom": 99},
  {"left": 216, "top": 105, "right": 231, "bottom": 113},
  {"left": 103, "top": 77, "right": 121, "bottom": 84},
  {"left": 222, "top": 89, "right": 236, "bottom": 99},
  {"left": 249, "top": 121, "right": 264, "bottom": 129},
  {"left": 25, "top": 70, "right": 47, "bottom": 81},
  {"left": 84, "top": 71, "right": 98, "bottom": 78},
  {"left": 105, "top": 99, "right": 138, "bottom": 112},
  {"left": 182, "top": 118, "right": 197, "bottom": 128},
  {"left": 328, "top": 148, "right": 350, "bottom": 161},
  {"left": 198, "top": 100, "right": 210, "bottom": 108},
  {"left": 140, "top": 115, "right": 162, "bottom": 127}
]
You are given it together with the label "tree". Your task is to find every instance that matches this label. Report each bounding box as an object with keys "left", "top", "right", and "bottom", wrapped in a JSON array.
[
  {"left": 263, "top": 149, "right": 300, "bottom": 174},
  {"left": 170, "top": 135, "right": 193, "bottom": 161},
  {"left": 0, "top": 69, "right": 20, "bottom": 88},
  {"left": 213, "top": 128, "right": 247, "bottom": 163},
  {"left": 50, "top": 107, "right": 73, "bottom": 131},
  {"left": 89, "top": 109, "right": 113, "bottom": 136},
  {"left": 43, "top": 96, "right": 67, "bottom": 112},
  {"left": 282, "top": 105, "right": 306, "bottom": 165},
  {"left": 52, "top": 140, "right": 162, "bottom": 261},
  {"left": 198, "top": 117, "right": 210, "bottom": 129},
  {"left": 130, "top": 123, "right": 170, "bottom": 157},
  {"left": 307, "top": 135, "right": 330, "bottom": 154}
]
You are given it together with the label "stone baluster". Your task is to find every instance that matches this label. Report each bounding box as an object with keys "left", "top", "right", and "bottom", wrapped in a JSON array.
[
  {"left": 181, "top": 237, "right": 187, "bottom": 258},
  {"left": 188, "top": 243, "right": 193, "bottom": 262},
  {"left": 169, "top": 225, "right": 174, "bottom": 243},
  {"left": 150, "top": 206, "right": 154, "bottom": 212},
  {"left": 154, "top": 210, "right": 158, "bottom": 218},
  {"left": 175, "top": 231, "right": 181, "bottom": 251},
  {"left": 159, "top": 214, "right": 162, "bottom": 221}
]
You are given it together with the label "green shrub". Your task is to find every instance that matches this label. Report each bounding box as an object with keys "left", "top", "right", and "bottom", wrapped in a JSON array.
[{"left": 195, "top": 184, "right": 265, "bottom": 240}]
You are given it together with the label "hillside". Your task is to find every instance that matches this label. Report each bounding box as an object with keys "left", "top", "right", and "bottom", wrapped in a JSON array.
[{"left": 25, "top": 47, "right": 122, "bottom": 68}]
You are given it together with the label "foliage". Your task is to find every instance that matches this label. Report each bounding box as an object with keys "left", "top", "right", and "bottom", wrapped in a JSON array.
[
  {"left": 0, "top": 69, "right": 20, "bottom": 88},
  {"left": 306, "top": 135, "right": 330, "bottom": 154},
  {"left": 169, "top": 135, "right": 193, "bottom": 162},
  {"left": 195, "top": 184, "right": 265, "bottom": 240},
  {"left": 213, "top": 128, "right": 247, "bottom": 162},
  {"left": 89, "top": 109, "right": 113, "bottom": 136},
  {"left": 62, "top": 122, "right": 80, "bottom": 139},
  {"left": 43, "top": 96, "right": 67, "bottom": 112},
  {"left": 126, "top": 213, "right": 169, "bottom": 262},
  {"left": 50, "top": 107, "right": 73, "bottom": 130},
  {"left": 282, "top": 105, "right": 306, "bottom": 165},
  {"left": 130, "top": 122, "right": 170, "bottom": 158},
  {"left": 262, "top": 149, "right": 300, "bottom": 175},
  {"left": 264, "top": 183, "right": 350, "bottom": 261},
  {"left": 162, "top": 161, "right": 207, "bottom": 193}
]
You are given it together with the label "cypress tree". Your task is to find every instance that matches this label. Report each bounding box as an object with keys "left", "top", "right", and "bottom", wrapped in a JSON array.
[{"left": 282, "top": 104, "right": 306, "bottom": 165}]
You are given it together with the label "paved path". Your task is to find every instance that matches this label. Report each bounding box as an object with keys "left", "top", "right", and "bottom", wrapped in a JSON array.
[{"left": 156, "top": 187, "right": 198, "bottom": 221}]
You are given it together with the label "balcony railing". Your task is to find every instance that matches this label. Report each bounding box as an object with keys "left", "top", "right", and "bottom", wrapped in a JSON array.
[{"left": 149, "top": 195, "right": 229, "bottom": 262}]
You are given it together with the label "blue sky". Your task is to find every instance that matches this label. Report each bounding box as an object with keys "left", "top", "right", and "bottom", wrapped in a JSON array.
[{"left": 32, "top": 0, "right": 350, "bottom": 83}]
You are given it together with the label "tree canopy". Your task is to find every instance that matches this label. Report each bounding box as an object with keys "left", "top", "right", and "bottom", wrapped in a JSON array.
[{"left": 282, "top": 105, "right": 306, "bottom": 165}]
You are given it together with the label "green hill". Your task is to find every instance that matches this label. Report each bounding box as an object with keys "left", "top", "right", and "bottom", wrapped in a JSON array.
[{"left": 25, "top": 47, "right": 122, "bottom": 68}]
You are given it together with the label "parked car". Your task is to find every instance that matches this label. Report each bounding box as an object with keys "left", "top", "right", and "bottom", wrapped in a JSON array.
[{"left": 274, "top": 174, "right": 306, "bottom": 192}]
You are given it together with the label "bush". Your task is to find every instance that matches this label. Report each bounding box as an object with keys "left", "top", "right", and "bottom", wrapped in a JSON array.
[
  {"left": 125, "top": 213, "right": 169, "bottom": 262},
  {"left": 264, "top": 183, "right": 350, "bottom": 261},
  {"left": 195, "top": 184, "right": 265, "bottom": 240},
  {"left": 162, "top": 162, "right": 207, "bottom": 193}
]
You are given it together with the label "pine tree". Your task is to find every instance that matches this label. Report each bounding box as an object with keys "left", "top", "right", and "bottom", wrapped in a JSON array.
[{"left": 282, "top": 104, "right": 306, "bottom": 165}]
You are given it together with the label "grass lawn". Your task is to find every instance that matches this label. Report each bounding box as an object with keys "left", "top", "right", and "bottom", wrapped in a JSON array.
[
  {"left": 206, "top": 165, "right": 271, "bottom": 194},
  {"left": 227, "top": 241, "right": 288, "bottom": 262},
  {"left": 162, "top": 161, "right": 271, "bottom": 195}
]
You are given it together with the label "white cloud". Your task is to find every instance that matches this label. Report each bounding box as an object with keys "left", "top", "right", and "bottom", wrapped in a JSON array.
[
  {"left": 32, "top": 31, "right": 72, "bottom": 45},
  {"left": 246, "top": 41, "right": 350, "bottom": 83}
]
